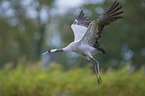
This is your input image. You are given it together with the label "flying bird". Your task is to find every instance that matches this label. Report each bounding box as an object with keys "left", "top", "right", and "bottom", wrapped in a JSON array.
[{"left": 42, "top": 1, "right": 123, "bottom": 86}]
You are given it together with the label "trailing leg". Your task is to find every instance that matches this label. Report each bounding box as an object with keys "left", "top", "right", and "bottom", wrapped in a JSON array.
[
  {"left": 92, "top": 57, "right": 102, "bottom": 82},
  {"left": 86, "top": 57, "right": 101, "bottom": 86}
]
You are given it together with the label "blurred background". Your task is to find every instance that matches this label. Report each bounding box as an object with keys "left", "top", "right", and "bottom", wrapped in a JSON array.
[{"left": 0, "top": 0, "right": 145, "bottom": 96}]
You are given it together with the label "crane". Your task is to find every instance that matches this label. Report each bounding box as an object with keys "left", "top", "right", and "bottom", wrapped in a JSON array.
[{"left": 42, "top": 1, "right": 123, "bottom": 86}]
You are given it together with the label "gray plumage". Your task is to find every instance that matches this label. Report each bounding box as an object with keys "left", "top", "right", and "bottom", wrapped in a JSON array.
[{"left": 43, "top": 1, "right": 123, "bottom": 86}]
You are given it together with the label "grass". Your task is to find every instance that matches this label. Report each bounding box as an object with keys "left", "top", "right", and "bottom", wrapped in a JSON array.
[{"left": 0, "top": 62, "right": 145, "bottom": 96}]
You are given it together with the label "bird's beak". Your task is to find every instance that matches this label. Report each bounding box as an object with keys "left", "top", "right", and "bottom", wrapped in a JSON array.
[{"left": 42, "top": 51, "right": 48, "bottom": 55}]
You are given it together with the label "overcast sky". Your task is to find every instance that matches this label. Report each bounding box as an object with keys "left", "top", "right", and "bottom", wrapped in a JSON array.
[{"left": 55, "top": 0, "right": 104, "bottom": 14}]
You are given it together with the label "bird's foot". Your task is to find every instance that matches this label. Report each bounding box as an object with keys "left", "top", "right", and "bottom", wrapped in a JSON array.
[
  {"left": 97, "top": 78, "right": 101, "bottom": 87},
  {"left": 97, "top": 77, "right": 102, "bottom": 87},
  {"left": 99, "top": 76, "right": 102, "bottom": 82}
]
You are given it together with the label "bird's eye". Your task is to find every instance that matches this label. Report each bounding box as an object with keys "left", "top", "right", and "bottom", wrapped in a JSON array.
[{"left": 48, "top": 49, "right": 52, "bottom": 52}]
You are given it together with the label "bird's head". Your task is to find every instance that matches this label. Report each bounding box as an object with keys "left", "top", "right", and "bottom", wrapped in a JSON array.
[{"left": 42, "top": 49, "right": 57, "bottom": 55}]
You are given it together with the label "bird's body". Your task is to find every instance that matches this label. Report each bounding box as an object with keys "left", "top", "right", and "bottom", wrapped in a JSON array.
[
  {"left": 43, "top": 1, "right": 123, "bottom": 86},
  {"left": 63, "top": 41, "right": 98, "bottom": 56}
]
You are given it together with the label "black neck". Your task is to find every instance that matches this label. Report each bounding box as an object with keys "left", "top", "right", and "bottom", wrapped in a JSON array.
[{"left": 56, "top": 49, "right": 63, "bottom": 52}]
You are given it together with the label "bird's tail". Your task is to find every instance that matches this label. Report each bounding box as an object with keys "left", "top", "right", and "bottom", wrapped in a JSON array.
[{"left": 97, "top": 48, "right": 106, "bottom": 54}]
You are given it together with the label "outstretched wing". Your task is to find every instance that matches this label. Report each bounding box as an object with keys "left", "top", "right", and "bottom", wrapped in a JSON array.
[
  {"left": 71, "top": 10, "right": 92, "bottom": 41},
  {"left": 80, "top": 1, "right": 123, "bottom": 48}
]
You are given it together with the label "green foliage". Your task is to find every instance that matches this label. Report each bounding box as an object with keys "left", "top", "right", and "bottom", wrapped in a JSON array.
[{"left": 0, "top": 62, "right": 145, "bottom": 96}]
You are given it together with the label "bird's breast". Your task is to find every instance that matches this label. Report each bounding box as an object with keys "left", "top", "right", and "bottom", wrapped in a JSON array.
[{"left": 74, "top": 44, "right": 96, "bottom": 55}]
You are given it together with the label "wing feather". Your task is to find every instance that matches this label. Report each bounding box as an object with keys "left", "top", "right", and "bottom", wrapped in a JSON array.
[
  {"left": 71, "top": 24, "right": 87, "bottom": 41},
  {"left": 80, "top": 1, "right": 123, "bottom": 48},
  {"left": 71, "top": 10, "right": 92, "bottom": 41},
  {"left": 77, "top": 10, "right": 92, "bottom": 27}
]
